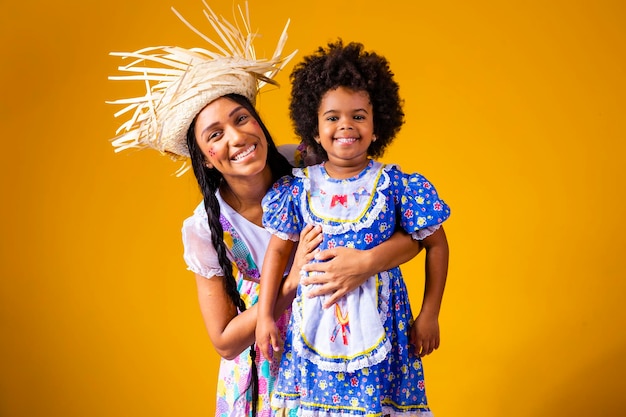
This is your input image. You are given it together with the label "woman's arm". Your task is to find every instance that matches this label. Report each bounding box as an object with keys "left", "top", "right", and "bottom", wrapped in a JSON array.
[
  {"left": 195, "top": 226, "right": 320, "bottom": 360},
  {"left": 300, "top": 229, "right": 423, "bottom": 308},
  {"left": 196, "top": 270, "right": 300, "bottom": 360},
  {"left": 195, "top": 273, "right": 257, "bottom": 360}
]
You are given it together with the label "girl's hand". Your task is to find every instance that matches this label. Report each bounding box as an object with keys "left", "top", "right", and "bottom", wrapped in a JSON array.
[
  {"left": 255, "top": 316, "right": 282, "bottom": 360},
  {"left": 410, "top": 312, "right": 440, "bottom": 357}
]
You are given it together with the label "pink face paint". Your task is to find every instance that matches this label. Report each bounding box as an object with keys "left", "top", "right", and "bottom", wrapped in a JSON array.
[{"left": 208, "top": 148, "right": 216, "bottom": 157}]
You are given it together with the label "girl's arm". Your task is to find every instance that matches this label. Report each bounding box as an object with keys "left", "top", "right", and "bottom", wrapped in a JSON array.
[
  {"left": 411, "top": 226, "right": 449, "bottom": 357},
  {"left": 280, "top": 224, "right": 324, "bottom": 298},
  {"left": 300, "top": 229, "right": 423, "bottom": 308},
  {"left": 256, "top": 235, "right": 295, "bottom": 360}
]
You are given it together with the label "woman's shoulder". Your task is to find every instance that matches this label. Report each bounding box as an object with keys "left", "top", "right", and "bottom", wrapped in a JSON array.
[
  {"left": 182, "top": 200, "right": 207, "bottom": 223},
  {"left": 277, "top": 143, "right": 300, "bottom": 167},
  {"left": 181, "top": 201, "right": 209, "bottom": 238},
  {"left": 278, "top": 142, "right": 325, "bottom": 168},
  {"left": 180, "top": 201, "right": 223, "bottom": 279}
]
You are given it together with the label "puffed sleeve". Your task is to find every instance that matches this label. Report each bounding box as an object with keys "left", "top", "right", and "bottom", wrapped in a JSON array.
[
  {"left": 181, "top": 203, "right": 223, "bottom": 279},
  {"left": 262, "top": 174, "right": 304, "bottom": 241},
  {"left": 395, "top": 169, "right": 451, "bottom": 240}
]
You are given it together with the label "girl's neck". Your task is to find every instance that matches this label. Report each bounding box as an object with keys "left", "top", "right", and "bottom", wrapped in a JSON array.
[{"left": 323, "top": 158, "right": 370, "bottom": 180}]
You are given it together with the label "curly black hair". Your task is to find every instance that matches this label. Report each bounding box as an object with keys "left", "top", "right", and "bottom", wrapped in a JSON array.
[{"left": 289, "top": 39, "right": 405, "bottom": 160}]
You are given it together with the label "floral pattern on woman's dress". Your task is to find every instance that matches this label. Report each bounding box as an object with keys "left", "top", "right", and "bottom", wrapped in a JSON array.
[{"left": 215, "top": 216, "right": 296, "bottom": 417}]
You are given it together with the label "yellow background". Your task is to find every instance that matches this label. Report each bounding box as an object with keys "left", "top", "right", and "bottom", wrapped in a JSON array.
[{"left": 1, "top": 0, "right": 625, "bottom": 416}]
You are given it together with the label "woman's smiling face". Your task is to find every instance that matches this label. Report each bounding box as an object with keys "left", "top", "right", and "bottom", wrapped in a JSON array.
[{"left": 194, "top": 96, "right": 269, "bottom": 181}]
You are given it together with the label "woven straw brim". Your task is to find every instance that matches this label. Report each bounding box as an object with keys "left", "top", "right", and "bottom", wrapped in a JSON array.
[
  {"left": 108, "top": 2, "right": 297, "bottom": 171},
  {"left": 149, "top": 62, "right": 259, "bottom": 158}
]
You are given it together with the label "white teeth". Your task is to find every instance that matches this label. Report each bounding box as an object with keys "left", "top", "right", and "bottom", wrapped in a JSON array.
[
  {"left": 336, "top": 138, "right": 357, "bottom": 144},
  {"left": 232, "top": 145, "right": 256, "bottom": 161}
]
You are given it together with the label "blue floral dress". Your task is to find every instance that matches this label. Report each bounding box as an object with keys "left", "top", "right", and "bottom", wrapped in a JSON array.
[{"left": 261, "top": 160, "right": 450, "bottom": 416}]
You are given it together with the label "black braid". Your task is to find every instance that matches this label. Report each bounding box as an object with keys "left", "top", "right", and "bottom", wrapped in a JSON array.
[{"left": 185, "top": 94, "right": 292, "bottom": 417}]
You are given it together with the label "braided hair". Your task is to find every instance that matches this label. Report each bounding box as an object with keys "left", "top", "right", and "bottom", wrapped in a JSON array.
[{"left": 186, "top": 93, "right": 292, "bottom": 416}]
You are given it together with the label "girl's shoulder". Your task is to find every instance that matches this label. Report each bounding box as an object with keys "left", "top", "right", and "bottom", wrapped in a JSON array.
[
  {"left": 380, "top": 163, "right": 432, "bottom": 184},
  {"left": 380, "top": 162, "right": 409, "bottom": 176}
]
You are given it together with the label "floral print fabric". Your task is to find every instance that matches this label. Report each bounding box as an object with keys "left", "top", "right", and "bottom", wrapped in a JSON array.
[{"left": 261, "top": 160, "right": 450, "bottom": 416}]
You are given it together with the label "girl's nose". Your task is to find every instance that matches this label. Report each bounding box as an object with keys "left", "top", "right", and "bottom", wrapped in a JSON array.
[{"left": 339, "top": 118, "right": 354, "bottom": 130}]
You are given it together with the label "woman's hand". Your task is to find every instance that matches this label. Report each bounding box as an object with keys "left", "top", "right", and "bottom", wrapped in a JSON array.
[
  {"left": 281, "top": 225, "right": 324, "bottom": 294},
  {"left": 300, "top": 246, "right": 375, "bottom": 309},
  {"left": 300, "top": 229, "right": 422, "bottom": 309}
]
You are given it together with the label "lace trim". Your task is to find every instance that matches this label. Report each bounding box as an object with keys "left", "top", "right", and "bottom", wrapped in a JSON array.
[
  {"left": 294, "top": 164, "right": 392, "bottom": 236},
  {"left": 412, "top": 224, "right": 441, "bottom": 240},
  {"left": 292, "top": 410, "right": 433, "bottom": 417},
  {"left": 271, "top": 399, "right": 434, "bottom": 417},
  {"left": 295, "top": 336, "right": 391, "bottom": 373},
  {"left": 291, "top": 271, "right": 392, "bottom": 372},
  {"left": 186, "top": 264, "right": 221, "bottom": 279},
  {"left": 265, "top": 226, "right": 299, "bottom": 242}
]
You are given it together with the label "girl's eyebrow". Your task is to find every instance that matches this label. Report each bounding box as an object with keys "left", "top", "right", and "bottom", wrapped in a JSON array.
[{"left": 321, "top": 108, "right": 369, "bottom": 116}]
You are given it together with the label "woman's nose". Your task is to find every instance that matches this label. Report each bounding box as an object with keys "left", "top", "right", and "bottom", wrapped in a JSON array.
[{"left": 226, "top": 126, "right": 246, "bottom": 143}]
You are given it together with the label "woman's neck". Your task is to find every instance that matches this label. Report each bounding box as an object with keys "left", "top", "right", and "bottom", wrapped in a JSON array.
[{"left": 219, "top": 169, "right": 273, "bottom": 226}]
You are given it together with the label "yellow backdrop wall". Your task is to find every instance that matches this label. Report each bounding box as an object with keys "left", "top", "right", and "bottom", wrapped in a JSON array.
[{"left": 1, "top": 0, "right": 625, "bottom": 416}]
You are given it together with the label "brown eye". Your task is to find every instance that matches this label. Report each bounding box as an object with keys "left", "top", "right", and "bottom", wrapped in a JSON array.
[{"left": 207, "top": 130, "right": 223, "bottom": 141}]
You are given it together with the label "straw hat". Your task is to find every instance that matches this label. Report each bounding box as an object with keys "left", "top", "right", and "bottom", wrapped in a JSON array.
[{"left": 108, "top": 2, "right": 296, "bottom": 173}]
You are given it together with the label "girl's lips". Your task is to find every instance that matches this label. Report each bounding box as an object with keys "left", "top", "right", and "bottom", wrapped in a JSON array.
[{"left": 231, "top": 144, "right": 257, "bottom": 161}]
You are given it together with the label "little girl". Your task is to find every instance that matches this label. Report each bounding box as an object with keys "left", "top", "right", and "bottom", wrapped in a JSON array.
[{"left": 256, "top": 40, "right": 451, "bottom": 416}]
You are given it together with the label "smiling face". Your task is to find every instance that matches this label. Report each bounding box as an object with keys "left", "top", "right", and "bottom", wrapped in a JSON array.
[
  {"left": 194, "top": 96, "right": 270, "bottom": 183},
  {"left": 316, "top": 86, "right": 375, "bottom": 178}
]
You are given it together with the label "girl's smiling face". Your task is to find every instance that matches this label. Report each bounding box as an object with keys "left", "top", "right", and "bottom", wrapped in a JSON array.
[
  {"left": 194, "top": 96, "right": 269, "bottom": 181},
  {"left": 316, "top": 87, "right": 375, "bottom": 178}
]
